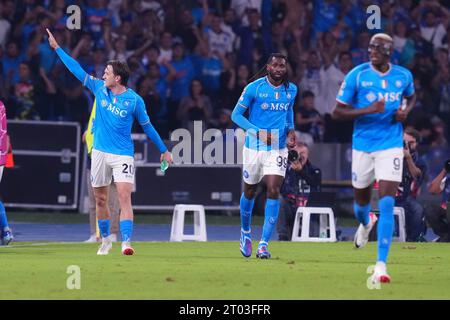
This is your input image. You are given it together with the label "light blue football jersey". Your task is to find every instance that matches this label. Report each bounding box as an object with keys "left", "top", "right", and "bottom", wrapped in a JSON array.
[
  {"left": 336, "top": 62, "right": 414, "bottom": 152},
  {"left": 55, "top": 47, "right": 166, "bottom": 157},
  {"left": 238, "top": 76, "right": 297, "bottom": 150},
  {"left": 85, "top": 75, "right": 150, "bottom": 157}
]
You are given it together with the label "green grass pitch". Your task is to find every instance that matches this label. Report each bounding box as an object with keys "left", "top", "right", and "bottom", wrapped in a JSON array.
[{"left": 0, "top": 241, "right": 449, "bottom": 299}]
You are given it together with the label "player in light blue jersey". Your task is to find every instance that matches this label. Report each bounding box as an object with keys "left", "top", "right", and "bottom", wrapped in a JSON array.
[
  {"left": 332, "top": 33, "right": 416, "bottom": 283},
  {"left": 232, "top": 53, "right": 298, "bottom": 259},
  {"left": 47, "top": 29, "right": 172, "bottom": 256}
]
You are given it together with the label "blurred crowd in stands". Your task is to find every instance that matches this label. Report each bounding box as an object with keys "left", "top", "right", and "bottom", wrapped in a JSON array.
[{"left": 0, "top": 0, "right": 449, "bottom": 145}]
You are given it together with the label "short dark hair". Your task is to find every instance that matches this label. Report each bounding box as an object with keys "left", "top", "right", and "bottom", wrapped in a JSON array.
[
  {"left": 267, "top": 52, "right": 287, "bottom": 65},
  {"left": 148, "top": 44, "right": 160, "bottom": 54},
  {"left": 404, "top": 127, "right": 421, "bottom": 142},
  {"left": 338, "top": 51, "right": 352, "bottom": 61},
  {"left": 301, "top": 90, "right": 315, "bottom": 99},
  {"left": 189, "top": 78, "right": 203, "bottom": 96},
  {"left": 106, "top": 60, "right": 130, "bottom": 86},
  {"left": 6, "top": 40, "right": 19, "bottom": 48},
  {"left": 19, "top": 61, "right": 31, "bottom": 69}
]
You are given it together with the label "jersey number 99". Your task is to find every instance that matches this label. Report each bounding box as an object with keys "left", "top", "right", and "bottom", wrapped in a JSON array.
[{"left": 276, "top": 156, "right": 287, "bottom": 169}]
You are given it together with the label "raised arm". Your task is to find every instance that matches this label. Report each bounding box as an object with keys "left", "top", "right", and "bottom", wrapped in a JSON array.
[
  {"left": 46, "top": 28, "right": 88, "bottom": 83},
  {"left": 429, "top": 169, "right": 447, "bottom": 194},
  {"left": 39, "top": 68, "right": 57, "bottom": 94},
  {"left": 130, "top": 39, "right": 153, "bottom": 59},
  {"left": 27, "top": 28, "right": 44, "bottom": 59},
  {"left": 47, "top": 28, "right": 103, "bottom": 92},
  {"left": 403, "top": 144, "right": 423, "bottom": 179}
]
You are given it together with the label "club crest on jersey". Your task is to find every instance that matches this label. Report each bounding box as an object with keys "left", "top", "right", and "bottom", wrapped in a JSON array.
[
  {"left": 287, "top": 93, "right": 291, "bottom": 99},
  {"left": 381, "top": 80, "right": 388, "bottom": 89},
  {"left": 101, "top": 100, "right": 107, "bottom": 107},
  {"left": 366, "top": 92, "right": 377, "bottom": 102},
  {"left": 395, "top": 80, "right": 402, "bottom": 88},
  {"left": 275, "top": 92, "right": 280, "bottom": 100},
  {"left": 240, "top": 88, "right": 246, "bottom": 101},
  {"left": 261, "top": 102, "right": 269, "bottom": 110}
]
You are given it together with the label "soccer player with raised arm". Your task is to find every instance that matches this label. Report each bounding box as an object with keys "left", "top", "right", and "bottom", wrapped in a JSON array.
[
  {"left": 47, "top": 29, "right": 172, "bottom": 255},
  {"left": 332, "top": 33, "right": 416, "bottom": 283},
  {"left": 231, "top": 53, "right": 297, "bottom": 259}
]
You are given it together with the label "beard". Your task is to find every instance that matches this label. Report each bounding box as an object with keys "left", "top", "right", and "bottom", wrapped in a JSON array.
[{"left": 269, "top": 72, "right": 284, "bottom": 82}]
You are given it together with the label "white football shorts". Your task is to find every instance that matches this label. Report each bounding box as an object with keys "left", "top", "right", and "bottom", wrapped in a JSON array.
[
  {"left": 351, "top": 147, "right": 403, "bottom": 189},
  {"left": 91, "top": 149, "right": 135, "bottom": 187},
  {"left": 242, "top": 147, "right": 288, "bottom": 185}
]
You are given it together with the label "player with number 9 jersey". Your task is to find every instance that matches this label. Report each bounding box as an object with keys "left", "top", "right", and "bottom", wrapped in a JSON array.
[{"left": 333, "top": 33, "right": 416, "bottom": 284}]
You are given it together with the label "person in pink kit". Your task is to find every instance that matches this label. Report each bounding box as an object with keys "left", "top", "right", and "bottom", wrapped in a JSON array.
[{"left": 0, "top": 100, "right": 13, "bottom": 245}]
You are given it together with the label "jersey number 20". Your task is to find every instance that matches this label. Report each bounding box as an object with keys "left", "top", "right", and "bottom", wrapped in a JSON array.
[{"left": 122, "top": 163, "right": 134, "bottom": 174}]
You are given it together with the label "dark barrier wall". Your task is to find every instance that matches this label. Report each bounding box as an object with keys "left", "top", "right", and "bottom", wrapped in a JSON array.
[
  {"left": 0, "top": 120, "right": 80, "bottom": 209},
  {"left": 132, "top": 164, "right": 242, "bottom": 210}
]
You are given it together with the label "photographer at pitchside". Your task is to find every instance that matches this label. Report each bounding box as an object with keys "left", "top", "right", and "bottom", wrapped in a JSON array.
[
  {"left": 277, "top": 141, "right": 322, "bottom": 241},
  {"left": 395, "top": 128, "right": 427, "bottom": 242},
  {"left": 426, "top": 159, "right": 450, "bottom": 242}
]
